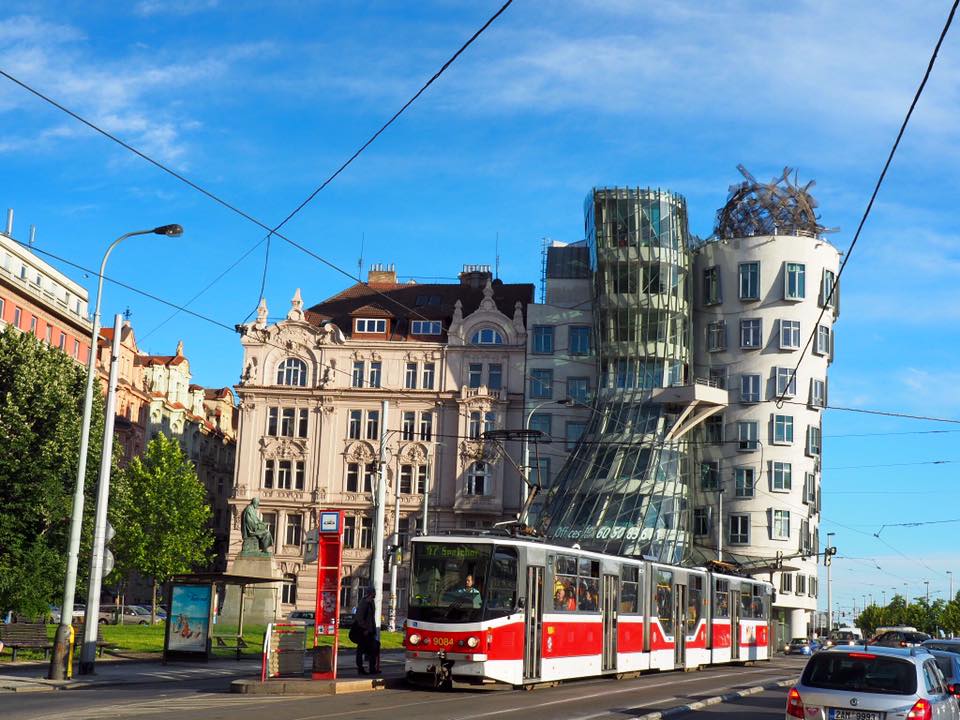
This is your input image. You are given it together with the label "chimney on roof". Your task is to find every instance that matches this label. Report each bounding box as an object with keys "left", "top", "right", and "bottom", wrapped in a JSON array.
[
  {"left": 459, "top": 264, "right": 493, "bottom": 289},
  {"left": 368, "top": 263, "right": 396, "bottom": 284},
  {"left": 4, "top": 209, "right": 12, "bottom": 237}
]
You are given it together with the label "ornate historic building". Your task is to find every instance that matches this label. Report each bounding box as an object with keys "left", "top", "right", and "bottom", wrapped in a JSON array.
[{"left": 227, "top": 264, "right": 533, "bottom": 614}]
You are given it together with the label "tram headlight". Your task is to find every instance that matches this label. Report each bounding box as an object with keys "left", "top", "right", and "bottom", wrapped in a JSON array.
[
  {"left": 466, "top": 636, "right": 479, "bottom": 649},
  {"left": 408, "top": 633, "right": 421, "bottom": 645}
]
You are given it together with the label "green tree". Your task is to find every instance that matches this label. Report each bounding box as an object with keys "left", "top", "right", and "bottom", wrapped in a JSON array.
[
  {"left": 0, "top": 326, "right": 104, "bottom": 618},
  {"left": 110, "top": 432, "right": 214, "bottom": 619}
]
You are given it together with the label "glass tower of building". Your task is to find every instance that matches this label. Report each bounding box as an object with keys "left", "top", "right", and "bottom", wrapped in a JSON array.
[{"left": 537, "top": 188, "right": 695, "bottom": 563}]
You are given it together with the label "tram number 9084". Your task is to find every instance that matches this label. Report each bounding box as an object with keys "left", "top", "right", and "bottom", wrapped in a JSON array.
[{"left": 431, "top": 637, "right": 454, "bottom": 647}]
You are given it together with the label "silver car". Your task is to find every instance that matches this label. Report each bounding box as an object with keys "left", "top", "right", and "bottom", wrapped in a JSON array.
[{"left": 786, "top": 645, "right": 960, "bottom": 720}]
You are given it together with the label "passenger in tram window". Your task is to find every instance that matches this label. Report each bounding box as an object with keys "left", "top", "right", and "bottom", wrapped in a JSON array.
[
  {"left": 578, "top": 581, "right": 598, "bottom": 612},
  {"left": 565, "top": 585, "right": 577, "bottom": 611},
  {"left": 714, "top": 590, "right": 729, "bottom": 618},
  {"left": 554, "top": 584, "right": 566, "bottom": 611}
]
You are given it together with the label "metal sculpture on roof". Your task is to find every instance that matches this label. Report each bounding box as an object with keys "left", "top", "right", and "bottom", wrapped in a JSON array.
[{"left": 715, "top": 165, "right": 833, "bottom": 239}]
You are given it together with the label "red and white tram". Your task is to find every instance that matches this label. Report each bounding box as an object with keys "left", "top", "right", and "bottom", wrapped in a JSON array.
[{"left": 404, "top": 533, "right": 772, "bottom": 688}]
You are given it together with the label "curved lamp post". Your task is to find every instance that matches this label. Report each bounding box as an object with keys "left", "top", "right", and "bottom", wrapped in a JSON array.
[{"left": 49, "top": 225, "right": 183, "bottom": 680}]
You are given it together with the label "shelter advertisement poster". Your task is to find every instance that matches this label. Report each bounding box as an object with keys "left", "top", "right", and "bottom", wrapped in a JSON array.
[{"left": 168, "top": 584, "right": 212, "bottom": 653}]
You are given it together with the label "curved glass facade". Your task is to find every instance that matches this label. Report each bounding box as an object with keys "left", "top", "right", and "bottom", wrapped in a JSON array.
[{"left": 538, "top": 188, "right": 694, "bottom": 564}]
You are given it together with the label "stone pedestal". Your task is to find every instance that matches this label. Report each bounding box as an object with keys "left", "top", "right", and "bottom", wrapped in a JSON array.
[{"left": 217, "top": 555, "right": 282, "bottom": 631}]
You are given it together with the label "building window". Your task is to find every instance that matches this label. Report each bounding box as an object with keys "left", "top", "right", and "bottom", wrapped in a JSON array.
[
  {"left": 529, "top": 413, "right": 551, "bottom": 441},
  {"left": 468, "top": 363, "right": 482, "bottom": 388},
  {"left": 402, "top": 411, "right": 416, "bottom": 441},
  {"left": 355, "top": 318, "right": 386, "bottom": 333},
  {"left": 471, "top": 328, "right": 503, "bottom": 345},
  {"left": 400, "top": 465, "right": 414, "bottom": 494},
  {"left": 532, "top": 326, "right": 554, "bottom": 354},
  {"left": 264, "top": 460, "right": 275, "bottom": 489},
  {"left": 466, "top": 462, "right": 489, "bottom": 496},
  {"left": 810, "top": 378, "right": 826, "bottom": 408},
  {"left": 740, "top": 374, "right": 761, "bottom": 404},
  {"left": 352, "top": 361, "right": 364, "bottom": 388},
  {"left": 418, "top": 411, "right": 433, "bottom": 441},
  {"left": 780, "top": 573, "right": 793, "bottom": 594},
  {"left": 773, "top": 414, "right": 794, "bottom": 444},
  {"left": 729, "top": 515, "right": 749, "bottom": 544},
  {"left": 567, "top": 377, "right": 590, "bottom": 404},
  {"left": 693, "top": 508, "right": 710, "bottom": 536},
  {"left": 701, "top": 461, "right": 720, "bottom": 491},
  {"left": 822, "top": 268, "right": 837, "bottom": 307},
  {"left": 772, "top": 509, "right": 791, "bottom": 540},
  {"left": 267, "top": 407, "right": 307, "bottom": 438},
  {"left": 703, "top": 266, "right": 721, "bottom": 305},
  {"left": 416, "top": 465, "right": 428, "bottom": 494},
  {"left": 565, "top": 421, "right": 586, "bottom": 450},
  {"left": 368, "top": 362, "right": 382, "bottom": 388},
  {"left": 404, "top": 362, "right": 417, "bottom": 389},
  {"left": 44, "top": 325, "right": 52, "bottom": 344},
  {"left": 740, "top": 318, "right": 762, "bottom": 349},
  {"left": 29, "top": 316, "right": 37, "bottom": 334},
  {"left": 366, "top": 410, "right": 380, "bottom": 439},
  {"left": 809, "top": 577, "right": 818, "bottom": 598},
  {"left": 282, "top": 574, "right": 297, "bottom": 604},
  {"left": 804, "top": 472, "right": 817, "bottom": 504},
  {"left": 298, "top": 408, "right": 309, "bottom": 437},
  {"left": 807, "top": 425, "right": 822, "bottom": 456},
  {"left": 780, "top": 320, "right": 801, "bottom": 350},
  {"left": 775, "top": 367, "right": 797, "bottom": 397},
  {"left": 360, "top": 517, "right": 373, "bottom": 548},
  {"left": 410, "top": 320, "right": 441, "bottom": 335},
  {"left": 735, "top": 467, "right": 755, "bottom": 497},
  {"left": 285, "top": 514, "right": 303, "bottom": 546},
  {"left": 266, "top": 460, "right": 302, "bottom": 490},
  {"left": 704, "top": 415, "right": 723, "bottom": 445},
  {"left": 707, "top": 320, "right": 726, "bottom": 352},
  {"left": 58, "top": 332, "right": 66, "bottom": 350},
  {"left": 422, "top": 362, "right": 436, "bottom": 389},
  {"left": 348, "top": 410, "right": 362, "bottom": 439},
  {"left": 73, "top": 339, "right": 81, "bottom": 359},
  {"left": 343, "top": 517, "right": 356, "bottom": 547},
  {"left": 484, "top": 411, "right": 496, "bottom": 435},
  {"left": 398, "top": 517, "right": 411, "bottom": 550},
  {"left": 771, "top": 461, "right": 792, "bottom": 491},
  {"left": 816, "top": 325, "right": 831, "bottom": 356},
  {"left": 739, "top": 262, "right": 759, "bottom": 301},
  {"left": 13, "top": 306, "right": 22, "bottom": 329},
  {"left": 276, "top": 358, "right": 307, "bottom": 386},
  {"left": 569, "top": 326, "right": 591, "bottom": 355},
  {"left": 784, "top": 262, "right": 805, "bottom": 300},
  {"left": 346, "top": 463, "right": 360, "bottom": 492},
  {"left": 468, "top": 411, "right": 482, "bottom": 440},
  {"left": 530, "top": 369, "right": 553, "bottom": 399},
  {"left": 737, "top": 421, "right": 758, "bottom": 451},
  {"left": 487, "top": 363, "right": 502, "bottom": 390},
  {"left": 363, "top": 463, "right": 376, "bottom": 492}
]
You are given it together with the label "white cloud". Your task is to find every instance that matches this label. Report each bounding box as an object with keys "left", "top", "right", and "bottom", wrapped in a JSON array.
[{"left": 135, "top": 0, "right": 219, "bottom": 17}]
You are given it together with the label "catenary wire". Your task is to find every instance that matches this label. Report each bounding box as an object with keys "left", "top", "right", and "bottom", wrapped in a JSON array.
[{"left": 776, "top": 0, "right": 960, "bottom": 407}]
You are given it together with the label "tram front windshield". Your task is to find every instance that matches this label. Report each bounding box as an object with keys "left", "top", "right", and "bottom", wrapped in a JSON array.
[{"left": 409, "top": 542, "right": 490, "bottom": 623}]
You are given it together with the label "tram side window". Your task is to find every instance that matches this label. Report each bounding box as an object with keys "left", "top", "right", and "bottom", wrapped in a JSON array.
[
  {"left": 554, "top": 555, "right": 578, "bottom": 611},
  {"left": 655, "top": 569, "right": 674, "bottom": 636},
  {"left": 740, "top": 586, "right": 752, "bottom": 618},
  {"left": 485, "top": 546, "right": 518, "bottom": 617},
  {"left": 687, "top": 576, "right": 703, "bottom": 634},
  {"left": 578, "top": 559, "right": 600, "bottom": 612},
  {"left": 714, "top": 579, "right": 730, "bottom": 618},
  {"left": 751, "top": 585, "right": 766, "bottom": 619},
  {"left": 620, "top": 566, "right": 640, "bottom": 614}
]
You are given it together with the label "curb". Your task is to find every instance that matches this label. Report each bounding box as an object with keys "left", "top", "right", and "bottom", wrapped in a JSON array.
[{"left": 631, "top": 677, "right": 798, "bottom": 720}]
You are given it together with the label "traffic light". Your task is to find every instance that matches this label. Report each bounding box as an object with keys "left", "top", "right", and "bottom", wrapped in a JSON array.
[{"left": 824, "top": 545, "right": 837, "bottom": 567}]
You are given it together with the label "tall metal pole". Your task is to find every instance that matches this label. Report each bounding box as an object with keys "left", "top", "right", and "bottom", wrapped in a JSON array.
[
  {"left": 371, "top": 400, "right": 389, "bottom": 633},
  {"left": 717, "top": 480, "right": 723, "bottom": 562},
  {"left": 79, "top": 314, "right": 122, "bottom": 674},
  {"left": 826, "top": 532, "right": 834, "bottom": 635},
  {"left": 521, "top": 399, "right": 562, "bottom": 509},
  {"left": 949, "top": 571, "right": 954, "bottom": 601},
  {"left": 387, "top": 429, "right": 401, "bottom": 632},
  {"left": 925, "top": 580, "right": 930, "bottom": 604},
  {"left": 48, "top": 225, "right": 181, "bottom": 680}
]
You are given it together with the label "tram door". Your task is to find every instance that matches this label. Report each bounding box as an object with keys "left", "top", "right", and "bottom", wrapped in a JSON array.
[
  {"left": 601, "top": 574, "right": 618, "bottom": 672},
  {"left": 730, "top": 586, "right": 740, "bottom": 660},
  {"left": 673, "top": 583, "right": 687, "bottom": 667},
  {"left": 523, "top": 566, "right": 544, "bottom": 680}
]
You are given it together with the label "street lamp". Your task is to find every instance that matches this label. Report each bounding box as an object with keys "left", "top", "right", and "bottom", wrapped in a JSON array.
[
  {"left": 49, "top": 224, "right": 183, "bottom": 680},
  {"left": 948, "top": 571, "right": 954, "bottom": 602},
  {"left": 826, "top": 532, "right": 835, "bottom": 634},
  {"left": 521, "top": 397, "right": 574, "bottom": 507},
  {"left": 924, "top": 580, "right": 930, "bottom": 604}
]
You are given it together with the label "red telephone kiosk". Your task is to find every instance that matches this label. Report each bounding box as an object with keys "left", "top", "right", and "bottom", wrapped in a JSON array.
[{"left": 312, "top": 510, "right": 344, "bottom": 679}]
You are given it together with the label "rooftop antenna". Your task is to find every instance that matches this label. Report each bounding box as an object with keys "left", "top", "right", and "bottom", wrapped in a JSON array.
[
  {"left": 358, "top": 232, "right": 365, "bottom": 279},
  {"left": 495, "top": 231, "right": 500, "bottom": 279}
]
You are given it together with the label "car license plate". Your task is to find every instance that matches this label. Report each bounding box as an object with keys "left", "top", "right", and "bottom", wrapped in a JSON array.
[{"left": 829, "top": 710, "right": 882, "bottom": 720}]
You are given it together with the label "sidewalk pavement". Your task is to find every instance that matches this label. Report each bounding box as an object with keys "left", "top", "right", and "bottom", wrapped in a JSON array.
[{"left": 0, "top": 649, "right": 404, "bottom": 694}]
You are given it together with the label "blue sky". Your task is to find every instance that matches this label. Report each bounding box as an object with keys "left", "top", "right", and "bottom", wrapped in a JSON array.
[{"left": 1, "top": 1, "right": 959, "bottom": 617}]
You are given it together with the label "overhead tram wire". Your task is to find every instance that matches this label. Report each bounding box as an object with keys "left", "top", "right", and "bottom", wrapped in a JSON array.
[
  {"left": 0, "top": 1, "right": 516, "bottom": 332},
  {"left": 776, "top": 0, "right": 960, "bottom": 408}
]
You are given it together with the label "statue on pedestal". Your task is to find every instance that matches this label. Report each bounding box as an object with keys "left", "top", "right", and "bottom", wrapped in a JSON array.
[{"left": 240, "top": 497, "right": 274, "bottom": 556}]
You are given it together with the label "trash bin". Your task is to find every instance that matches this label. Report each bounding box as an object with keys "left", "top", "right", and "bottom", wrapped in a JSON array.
[{"left": 313, "top": 645, "right": 334, "bottom": 673}]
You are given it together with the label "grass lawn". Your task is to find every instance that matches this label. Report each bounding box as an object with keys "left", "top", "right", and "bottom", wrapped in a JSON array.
[{"left": 0, "top": 623, "right": 404, "bottom": 663}]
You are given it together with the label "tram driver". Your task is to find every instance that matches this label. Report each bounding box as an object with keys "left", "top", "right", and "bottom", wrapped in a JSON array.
[{"left": 457, "top": 574, "right": 482, "bottom": 609}]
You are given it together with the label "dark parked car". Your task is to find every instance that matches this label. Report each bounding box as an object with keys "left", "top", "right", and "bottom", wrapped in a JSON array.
[{"left": 870, "top": 629, "right": 931, "bottom": 648}]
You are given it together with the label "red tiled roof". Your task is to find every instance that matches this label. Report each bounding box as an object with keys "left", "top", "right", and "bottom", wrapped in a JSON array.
[{"left": 137, "top": 355, "right": 187, "bottom": 367}]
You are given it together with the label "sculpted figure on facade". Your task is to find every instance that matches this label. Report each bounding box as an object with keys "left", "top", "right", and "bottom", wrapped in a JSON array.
[{"left": 240, "top": 497, "right": 274, "bottom": 555}]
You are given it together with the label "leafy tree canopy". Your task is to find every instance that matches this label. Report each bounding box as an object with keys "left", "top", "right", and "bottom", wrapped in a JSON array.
[{"left": 0, "top": 327, "right": 103, "bottom": 618}]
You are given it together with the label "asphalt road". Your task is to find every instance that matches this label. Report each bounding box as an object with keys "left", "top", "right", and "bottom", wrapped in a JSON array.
[{"left": 2, "top": 657, "right": 805, "bottom": 720}]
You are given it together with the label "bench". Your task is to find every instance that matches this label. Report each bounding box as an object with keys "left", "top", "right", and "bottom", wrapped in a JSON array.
[
  {"left": 0, "top": 623, "right": 53, "bottom": 662},
  {"left": 214, "top": 635, "right": 249, "bottom": 660},
  {"left": 73, "top": 624, "right": 110, "bottom": 658}
]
